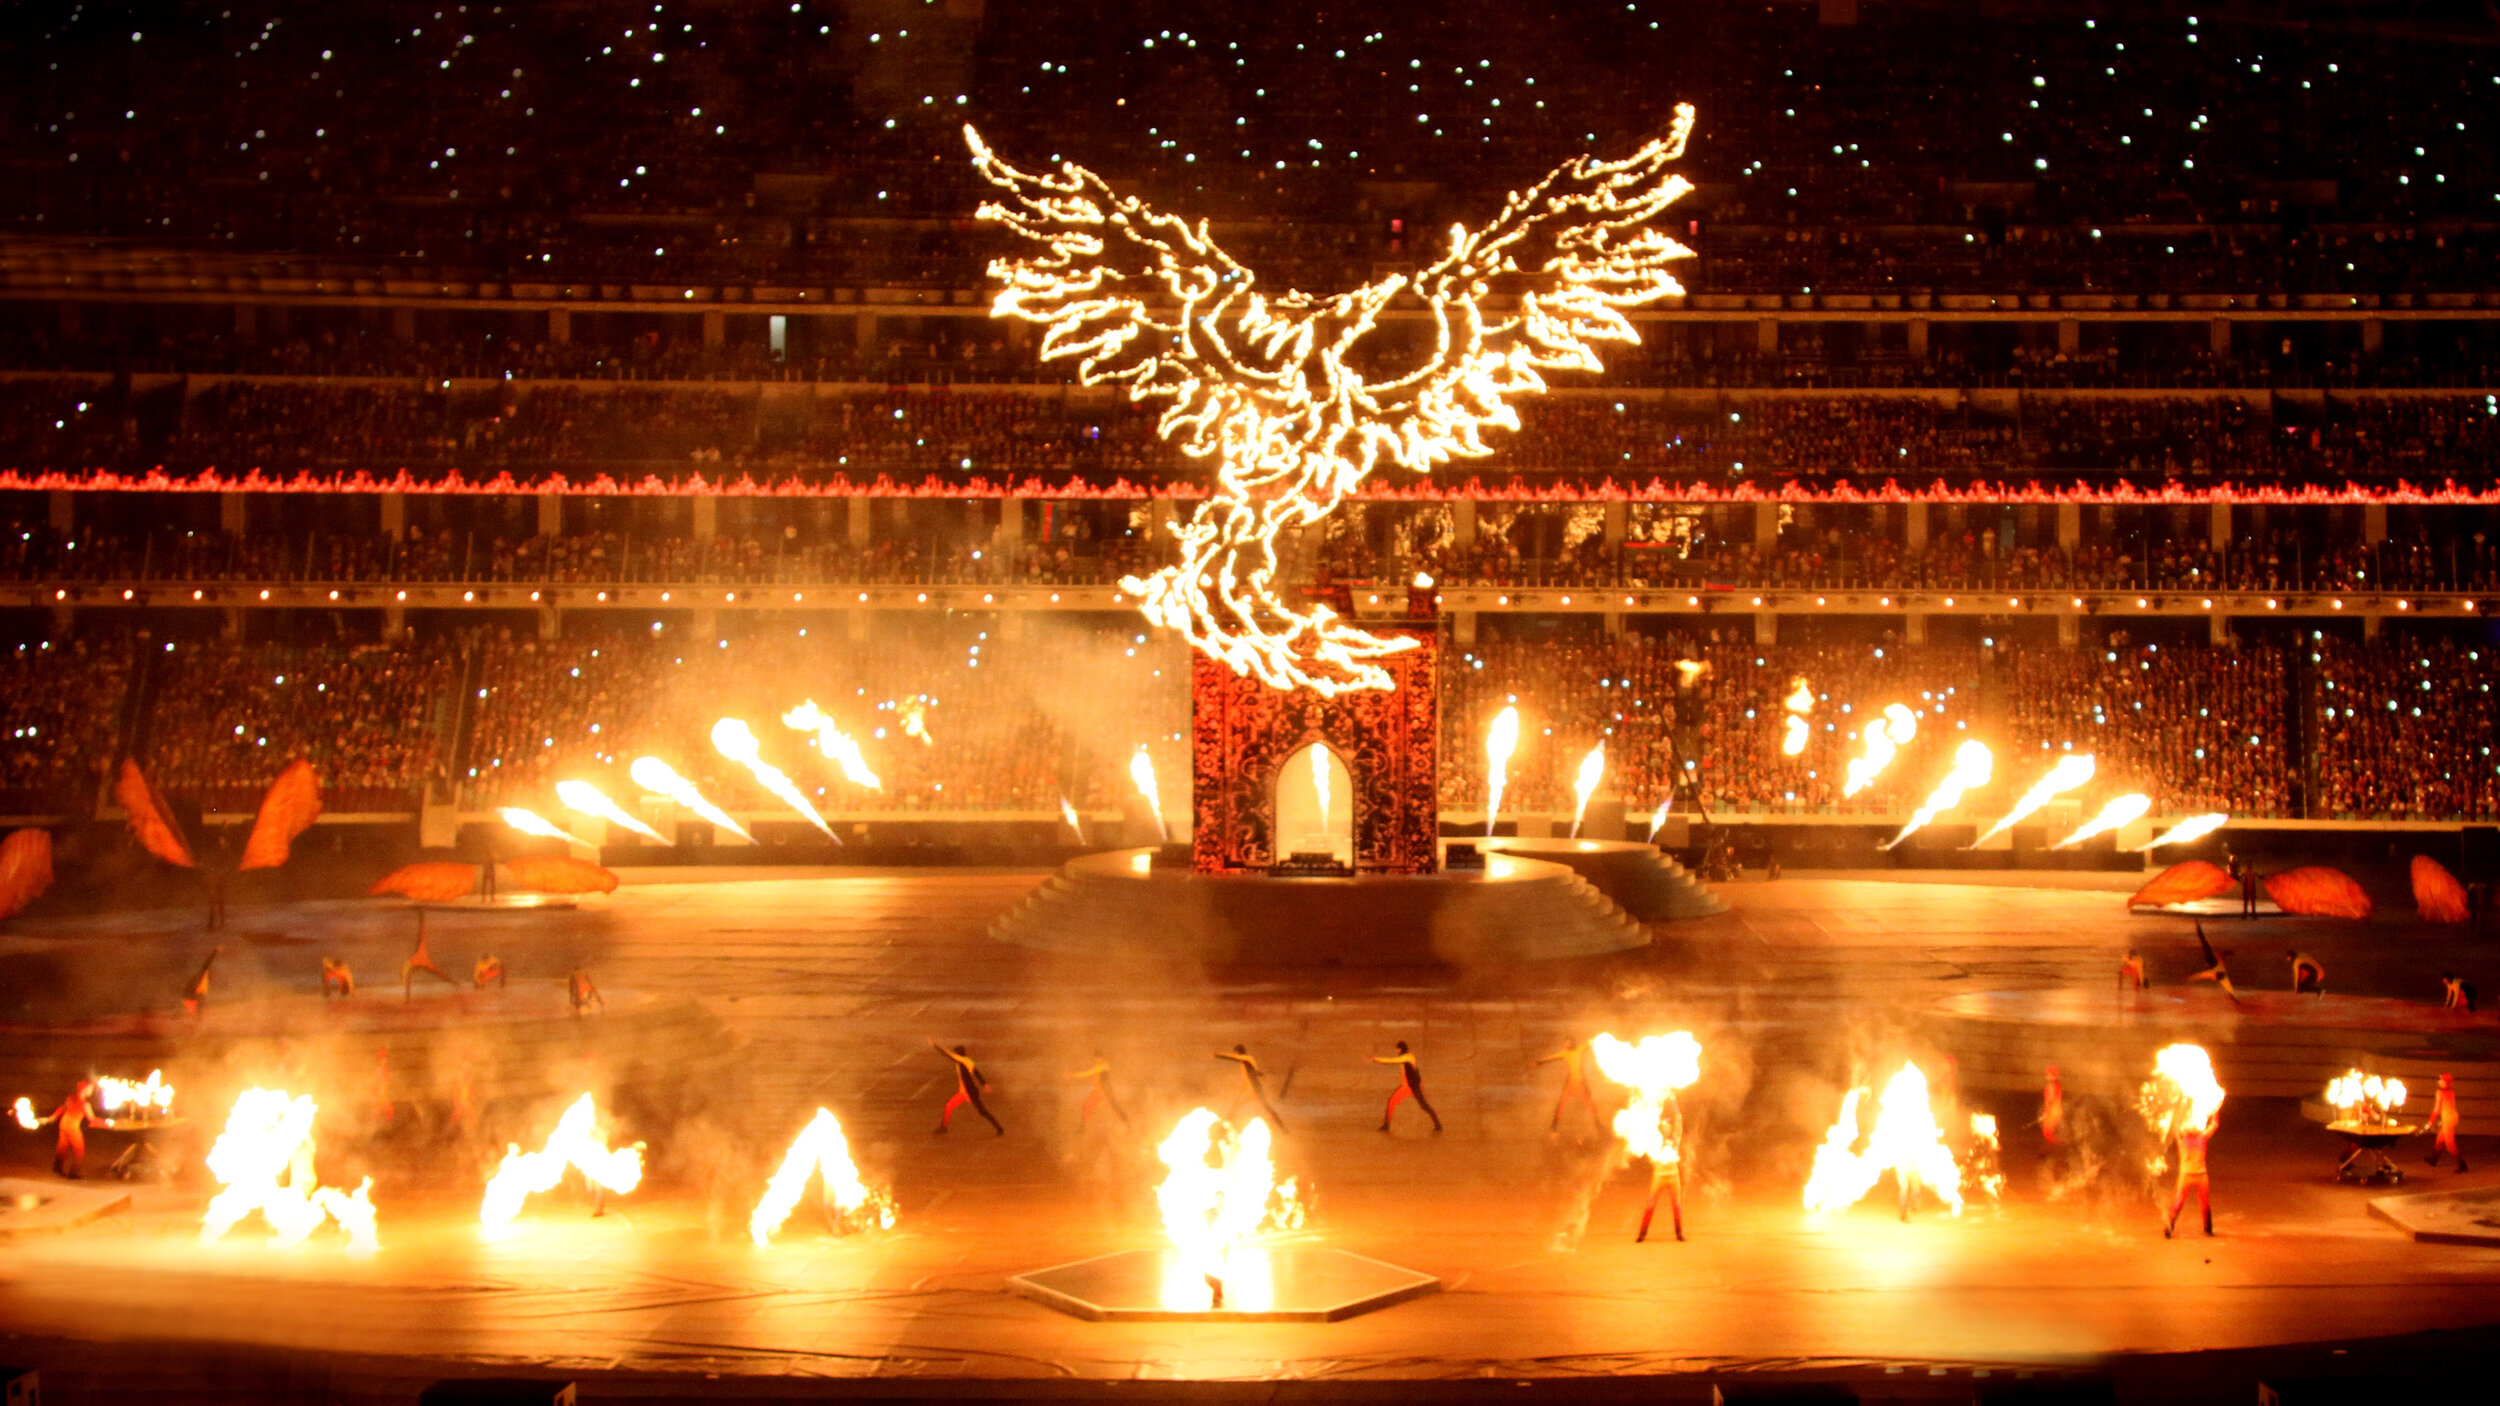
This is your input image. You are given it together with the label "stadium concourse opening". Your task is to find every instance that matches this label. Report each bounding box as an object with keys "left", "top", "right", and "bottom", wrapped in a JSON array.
[{"left": 7, "top": 0, "right": 2500, "bottom": 1401}]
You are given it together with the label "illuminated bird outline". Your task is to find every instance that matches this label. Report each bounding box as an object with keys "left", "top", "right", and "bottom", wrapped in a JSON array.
[{"left": 968, "top": 109, "right": 1698, "bottom": 694}]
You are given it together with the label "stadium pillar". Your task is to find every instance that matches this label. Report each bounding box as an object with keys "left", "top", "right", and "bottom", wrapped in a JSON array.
[
  {"left": 234, "top": 304, "right": 257, "bottom": 339},
  {"left": 2057, "top": 319, "right": 2081, "bottom": 355},
  {"left": 1904, "top": 612, "right": 1927, "bottom": 645},
  {"left": 701, "top": 311, "right": 725, "bottom": 347},
  {"left": 380, "top": 492, "right": 406, "bottom": 537},
  {"left": 47, "top": 491, "right": 72, "bottom": 534},
  {"left": 538, "top": 605, "right": 561, "bottom": 641},
  {"left": 1906, "top": 320, "right": 1928, "bottom": 360},
  {"left": 392, "top": 306, "right": 416, "bottom": 340},
  {"left": 691, "top": 495, "right": 715, "bottom": 542},
  {"left": 220, "top": 493, "right": 248, "bottom": 537},
  {"left": 2209, "top": 502, "right": 2230, "bottom": 551},
  {"left": 1604, "top": 612, "right": 1625, "bottom": 637},
  {"left": 2363, "top": 503, "right": 2388, "bottom": 543},
  {"left": 847, "top": 496, "right": 872, "bottom": 547},
  {"left": 2055, "top": 502, "right": 2080, "bottom": 554},
  {"left": 1755, "top": 319, "right": 1779, "bottom": 355},
  {"left": 2361, "top": 318, "right": 2384, "bottom": 354},
  {"left": 854, "top": 312, "right": 877, "bottom": 353},
  {"left": 2207, "top": 318, "right": 2230, "bottom": 357},
  {"left": 1753, "top": 502, "right": 1779, "bottom": 553},
  {"left": 385, "top": 604, "right": 406, "bottom": 639},
  {"left": 2363, "top": 612, "right": 2381, "bottom": 641},
  {"left": 537, "top": 492, "right": 563, "bottom": 537},
  {"left": 1904, "top": 502, "right": 1928, "bottom": 553},
  {"left": 1453, "top": 610, "right": 1477, "bottom": 645},
  {"left": 1002, "top": 497, "right": 1027, "bottom": 560},
  {"left": 50, "top": 604, "right": 73, "bottom": 637},
  {"left": 1754, "top": 610, "right": 1777, "bottom": 645},
  {"left": 1452, "top": 500, "right": 1477, "bottom": 548},
  {"left": 2058, "top": 612, "right": 2079, "bottom": 648},
  {"left": 1603, "top": 502, "right": 1627, "bottom": 547},
  {"left": 548, "top": 309, "right": 571, "bottom": 344},
  {"left": 2209, "top": 611, "right": 2228, "bottom": 646},
  {"left": 693, "top": 608, "right": 718, "bottom": 642}
]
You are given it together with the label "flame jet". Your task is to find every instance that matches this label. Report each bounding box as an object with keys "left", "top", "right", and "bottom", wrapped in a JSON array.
[
  {"left": 1484, "top": 706, "right": 1521, "bottom": 836},
  {"left": 629, "top": 757, "right": 752, "bottom": 842},
  {"left": 1129, "top": 747, "right": 1168, "bottom": 841},
  {"left": 1569, "top": 743, "right": 1606, "bottom": 838},
  {"left": 1842, "top": 704, "right": 1919, "bottom": 797},
  {"left": 498, "top": 807, "right": 587, "bottom": 846},
  {"left": 1970, "top": 753, "right": 2095, "bottom": 848},
  {"left": 555, "top": 780, "right": 669, "bottom": 844},
  {"left": 1884, "top": 741, "right": 1993, "bottom": 849},
  {"left": 712, "top": 719, "right": 834, "bottom": 838},
  {"left": 2053, "top": 793, "right": 2151, "bottom": 849},
  {"left": 2140, "top": 813, "right": 2229, "bottom": 850},
  {"left": 783, "top": 700, "right": 883, "bottom": 791},
  {"left": 970, "top": 109, "right": 1698, "bottom": 695}
]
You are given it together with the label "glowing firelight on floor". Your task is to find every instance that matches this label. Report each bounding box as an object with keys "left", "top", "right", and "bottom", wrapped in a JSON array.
[
  {"left": 1130, "top": 746, "right": 1168, "bottom": 841},
  {"left": 498, "top": 806, "right": 586, "bottom": 845},
  {"left": 1484, "top": 706, "right": 1521, "bottom": 836},
  {"left": 1569, "top": 743, "right": 1606, "bottom": 838},
  {"left": 1885, "top": 741, "right": 1993, "bottom": 849},
  {"left": 2053, "top": 793, "right": 2151, "bottom": 849},
  {"left": 200, "top": 1089, "right": 378, "bottom": 1255},
  {"left": 1843, "top": 703, "right": 1919, "bottom": 797},
  {"left": 2140, "top": 813, "right": 2230, "bottom": 850},
  {"left": 1972, "top": 753, "right": 2095, "bottom": 848},
  {"left": 712, "top": 719, "right": 834, "bottom": 837},
  {"left": 1780, "top": 675, "right": 1814, "bottom": 757},
  {"left": 1590, "top": 1031, "right": 1700, "bottom": 1165},
  {"left": 750, "top": 1107, "right": 894, "bottom": 1246},
  {"left": 1802, "top": 1064, "right": 1966, "bottom": 1220},
  {"left": 1155, "top": 1108, "right": 1303, "bottom": 1311},
  {"left": 630, "top": 756, "right": 751, "bottom": 842},
  {"left": 555, "top": 780, "right": 669, "bottom": 844},
  {"left": 783, "top": 700, "right": 883, "bottom": 791},
  {"left": 480, "top": 1093, "right": 644, "bottom": 1228},
  {"left": 2139, "top": 1043, "right": 2227, "bottom": 1174}
]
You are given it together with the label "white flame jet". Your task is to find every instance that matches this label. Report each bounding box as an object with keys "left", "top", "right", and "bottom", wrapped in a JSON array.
[
  {"left": 1970, "top": 753, "right": 2095, "bottom": 848},
  {"left": 1484, "top": 706, "right": 1521, "bottom": 836},
  {"left": 1569, "top": 742, "right": 1606, "bottom": 838},
  {"left": 629, "top": 756, "right": 752, "bottom": 842},
  {"left": 783, "top": 700, "right": 883, "bottom": 791},
  {"left": 1130, "top": 746, "right": 1168, "bottom": 841},
  {"left": 556, "top": 780, "right": 670, "bottom": 844},
  {"left": 713, "top": 718, "right": 835, "bottom": 838}
]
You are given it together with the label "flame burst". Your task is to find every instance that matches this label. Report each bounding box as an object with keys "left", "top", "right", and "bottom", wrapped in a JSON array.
[
  {"left": 1966, "top": 1114, "right": 2007, "bottom": 1202},
  {"left": 2140, "top": 813, "right": 2230, "bottom": 851},
  {"left": 1843, "top": 704, "right": 1919, "bottom": 797},
  {"left": 96, "top": 1069, "right": 176, "bottom": 1117},
  {"left": 1885, "top": 741, "right": 1994, "bottom": 849},
  {"left": 1972, "top": 753, "right": 2095, "bottom": 848},
  {"left": 1310, "top": 743, "right": 1333, "bottom": 832},
  {"left": 2324, "top": 1069, "right": 2409, "bottom": 1127},
  {"left": 1569, "top": 743, "right": 1606, "bottom": 838},
  {"left": 1590, "top": 1032, "right": 1701, "bottom": 1165},
  {"left": 2053, "top": 793, "right": 2151, "bottom": 849},
  {"left": 2139, "top": 1043, "right": 2227, "bottom": 1174},
  {"left": 498, "top": 807, "right": 586, "bottom": 845},
  {"left": 1130, "top": 746, "right": 1168, "bottom": 841},
  {"left": 629, "top": 756, "right": 752, "bottom": 842},
  {"left": 1780, "top": 676, "right": 1814, "bottom": 758},
  {"left": 899, "top": 697, "right": 934, "bottom": 746},
  {"left": 1060, "top": 797, "right": 1085, "bottom": 842},
  {"left": 971, "top": 112, "right": 1697, "bottom": 696},
  {"left": 1155, "top": 1108, "right": 1303, "bottom": 1311},
  {"left": 200, "top": 1089, "right": 378, "bottom": 1255},
  {"left": 555, "top": 780, "right": 669, "bottom": 844},
  {"left": 1802, "top": 1064, "right": 1966, "bottom": 1219},
  {"left": 480, "top": 1093, "right": 644, "bottom": 1228},
  {"left": 750, "top": 1107, "right": 895, "bottom": 1246},
  {"left": 711, "top": 719, "right": 834, "bottom": 837},
  {"left": 783, "top": 700, "right": 883, "bottom": 791},
  {"left": 11, "top": 1097, "right": 36, "bottom": 1129},
  {"left": 1484, "top": 705, "right": 1521, "bottom": 836},
  {"left": 1646, "top": 795, "right": 1671, "bottom": 842}
]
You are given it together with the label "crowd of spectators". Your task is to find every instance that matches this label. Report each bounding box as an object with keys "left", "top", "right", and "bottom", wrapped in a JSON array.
[
  {"left": 2311, "top": 638, "right": 2500, "bottom": 821},
  {"left": 0, "top": 636, "right": 131, "bottom": 810},
  {"left": 139, "top": 641, "right": 459, "bottom": 812}
]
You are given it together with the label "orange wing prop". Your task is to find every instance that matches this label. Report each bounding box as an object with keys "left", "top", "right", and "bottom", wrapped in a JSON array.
[
  {"left": 2412, "top": 855, "right": 2469, "bottom": 924},
  {"left": 504, "top": 855, "right": 620, "bottom": 895},
  {"left": 239, "top": 760, "right": 322, "bottom": 871},
  {"left": 114, "top": 760, "right": 195, "bottom": 868},
  {"left": 369, "top": 861, "right": 482, "bottom": 903},
  {"left": 2128, "top": 860, "right": 2234, "bottom": 909},
  {"left": 0, "top": 828, "right": 54, "bottom": 922},
  {"left": 2264, "top": 865, "right": 2373, "bottom": 920}
]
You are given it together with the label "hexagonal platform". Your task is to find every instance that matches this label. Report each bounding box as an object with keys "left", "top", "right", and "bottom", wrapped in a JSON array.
[
  {"left": 0, "top": 1177, "right": 131, "bottom": 1239},
  {"left": 1009, "top": 1247, "right": 1439, "bottom": 1322},
  {"left": 2367, "top": 1185, "right": 2500, "bottom": 1246}
]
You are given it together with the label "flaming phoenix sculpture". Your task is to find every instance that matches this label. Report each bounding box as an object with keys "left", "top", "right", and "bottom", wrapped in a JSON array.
[{"left": 969, "top": 111, "right": 1699, "bottom": 694}]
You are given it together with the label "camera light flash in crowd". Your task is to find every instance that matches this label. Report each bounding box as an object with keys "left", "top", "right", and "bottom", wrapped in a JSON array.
[
  {"left": 1155, "top": 1108, "right": 1304, "bottom": 1312},
  {"left": 1802, "top": 1063, "right": 1966, "bottom": 1220},
  {"left": 1842, "top": 703, "right": 1920, "bottom": 797},
  {"left": 712, "top": 718, "right": 834, "bottom": 837},
  {"left": 2053, "top": 793, "right": 2151, "bottom": 849},
  {"left": 480, "top": 1093, "right": 644, "bottom": 1229},
  {"left": 629, "top": 756, "right": 751, "bottom": 842},
  {"left": 1590, "top": 1031, "right": 1701, "bottom": 1166},
  {"left": 498, "top": 806, "right": 587, "bottom": 846},
  {"left": 2324, "top": 1070, "right": 2409, "bottom": 1127},
  {"left": 1780, "top": 675, "right": 1814, "bottom": 757},
  {"left": 783, "top": 700, "right": 883, "bottom": 791},
  {"left": 2141, "top": 813, "right": 2230, "bottom": 850},
  {"left": 1569, "top": 743, "right": 1607, "bottom": 837},
  {"left": 1885, "top": 740, "right": 1994, "bottom": 849},
  {"left": 1971, "top": 753, "right": 2096, "bottom": 848},
  {"left": 1130, "top": 746, "right": 1168, "bottom": 841},
  {"left": 555, "top": 780, "right": 669, "bottom": 844},
  {"left": 2140, "top": 1043, "right": 2227, "bottom": 1174},
  {"left": 200, "top": 1089, "right": 378, "bottom": 1255},
  {"left": 969, "top": 109, "right": 1697, "bottom": 695},
  {"left": 1485, "top": 705, "right": 1521, "bottom": 836},
  {"left": 750, "top": 1107, "right": 895, "bottom": 1246}
]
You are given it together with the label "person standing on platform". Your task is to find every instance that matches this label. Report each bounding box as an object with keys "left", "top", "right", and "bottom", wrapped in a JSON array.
[
  {"left": 1535, "top": 1036, "right": 1605, "bottom": 1136},
  {"left": 2163, "top": 1107, "right": 2219, "bottom": 1238},
  {"left": 2423, "top": 1072, "right": 2468, "bottom": 1172},
  {"left": 1069, "top": 1053, "right": 1130, "bottom": 1131},
  {"left": 1216, "top": 1044, "right": 1288, "bottom": 1133},
  {"left": 25, "top": 1080, "right": 95, "bottom": 1178},
  {"left": 931, "top": 1040, "right": 1005, "bottom": 1136},
  {"left": 1372, "top": 1040, "right": 1444, "bottom": 1134},
  {"left": 2287, "top": 950, "right": 2325, "bottom": 996},
  {"left": 2039, "top": 1065, "right": 2067, "bottom": 1151}
]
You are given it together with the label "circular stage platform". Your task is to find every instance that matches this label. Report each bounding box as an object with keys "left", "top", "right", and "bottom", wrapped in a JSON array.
[
  {"left": 1475, "top": 836, "right": 1728, "bottom": 920},
  {"left": 988, "top": 842, "right": 1706, "bottom": 963},
  {"left": 1930, "top": 985, "right": 2500, "bottom": 1125}
]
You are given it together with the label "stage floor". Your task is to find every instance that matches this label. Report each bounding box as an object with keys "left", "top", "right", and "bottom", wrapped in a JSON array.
[{"left": 2, "top": 869, "right": 2496, "bottom": 1398}]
